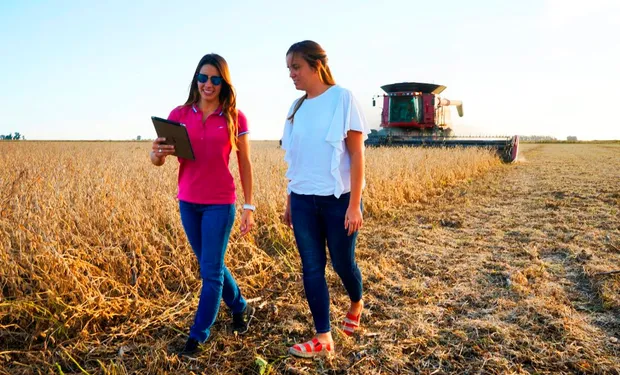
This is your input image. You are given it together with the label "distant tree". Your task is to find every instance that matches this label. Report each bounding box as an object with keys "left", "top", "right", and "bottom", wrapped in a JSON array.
[
  {"left": 0, "top": 132, "right": 25, "bottom": 140},
  {"left": 567, "top": 136, "right": 578, "bottom": 142},
  {"left": 519, "top": 135, "right": 558, "bottom": 142},
  {"left": 137, "top": 135, "right": 142, "bottom": 141}
]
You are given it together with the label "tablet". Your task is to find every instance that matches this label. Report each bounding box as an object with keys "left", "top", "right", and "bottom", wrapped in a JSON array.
[{"left": 151, "top": 116, "right": 195, "bottom": 160}]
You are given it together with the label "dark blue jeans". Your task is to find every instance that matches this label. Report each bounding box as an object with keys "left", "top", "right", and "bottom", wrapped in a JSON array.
[
  {"left": 179, "top": 200, "right": 247, "bottom": 343},
  {"left": 290, "top": 192, "right": 363, "bottom": 334}
]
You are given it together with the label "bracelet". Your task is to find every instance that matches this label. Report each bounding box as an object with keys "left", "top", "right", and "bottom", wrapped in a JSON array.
[{"left": 243, "top": 203, "right": 256, "bottom": 211}]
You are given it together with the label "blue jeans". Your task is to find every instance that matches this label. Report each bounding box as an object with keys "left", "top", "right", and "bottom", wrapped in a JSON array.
[
  {"left": 290, "top": 192, "right": 363, "bottom": 334},
  {"left": 179, "top": 200, "right": 247, "bottom": 343}
]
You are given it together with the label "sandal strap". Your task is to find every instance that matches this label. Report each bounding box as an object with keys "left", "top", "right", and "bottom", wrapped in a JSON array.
[
  {"left": 312, "top": 338, "right": 322, "bottom": 351},
  {"left": 344, "top": 312, "right": 361, "bottom": 326},
  {"left": 293, "top": 338, "right": 333, "bottom": 353},
  {"left": 311, "top": 338, "right": 333, "bottom": 352},
  {"left": 343, "top": 311, "right": 362, "bottom": 336}
]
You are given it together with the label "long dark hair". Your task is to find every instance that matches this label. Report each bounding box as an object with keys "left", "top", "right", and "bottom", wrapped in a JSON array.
[
  {"left": 286, "top": 40, "right": 336, "bottom": 123},
  {"left": 185, "top": 53, "right": 239, "bottom": 150}
]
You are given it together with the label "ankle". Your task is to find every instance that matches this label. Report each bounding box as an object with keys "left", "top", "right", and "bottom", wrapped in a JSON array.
[
  {"left": 350, "top": 300, "right": 364, "bottom": 315},
  {"left": 316, "top": 332, "right": 333, "bottom": 344}
]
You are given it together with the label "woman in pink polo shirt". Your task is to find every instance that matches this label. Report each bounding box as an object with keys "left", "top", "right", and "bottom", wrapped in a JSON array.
[
  {"left": 281, "top": 40, "right": 371, "bottom": 358},
  {"left": 149, "top": 53, "right": 255, "bottom": 357}
]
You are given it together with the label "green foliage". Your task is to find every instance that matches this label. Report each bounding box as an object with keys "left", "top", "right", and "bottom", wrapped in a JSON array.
[{"left": 1, "top": 132, "right": 24, "bottom": 140}]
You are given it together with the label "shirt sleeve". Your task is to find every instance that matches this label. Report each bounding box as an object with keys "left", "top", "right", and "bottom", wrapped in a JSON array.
[
  {"left": 326, "top": 89, "right": 371, "bottom": 145},
  {"left": 167, "top": 106, "right": 182, "bottom": 122},
  {"left": 281, "top": 99, "right": 300, "bottom": 195},
  {"left": 237, "top": 110, "right": 249, "bottom": 136},
  {"left": 281, "top": 99, "right": 299, "bottom": 150},
  {"left": 343, "top": 90, "right": 371, "bottom": 137},
  {"left": 324, "top": 88, "right": 371, "bottom": 198}
]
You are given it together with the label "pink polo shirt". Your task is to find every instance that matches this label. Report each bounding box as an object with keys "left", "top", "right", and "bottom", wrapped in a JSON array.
[{"left": 167, "top": 104, "right": 249, "bottom": 205}]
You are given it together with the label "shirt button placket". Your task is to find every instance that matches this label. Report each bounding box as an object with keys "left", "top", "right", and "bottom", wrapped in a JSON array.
[{"left": 201, "top": 114, "right": 205, "bottom": 140}]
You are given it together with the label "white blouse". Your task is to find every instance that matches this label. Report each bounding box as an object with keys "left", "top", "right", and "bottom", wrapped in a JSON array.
[{"left": 281, "top": 85, "right": 371, "bottom": 198}]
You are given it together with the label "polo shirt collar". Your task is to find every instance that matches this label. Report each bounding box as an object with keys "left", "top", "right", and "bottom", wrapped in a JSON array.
[{"left": 192, "top": 104, "right": 223, "bottom": 116}]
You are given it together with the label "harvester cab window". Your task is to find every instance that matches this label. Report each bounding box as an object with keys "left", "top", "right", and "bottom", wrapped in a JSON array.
[{"left": 389, "top": 96, "right": 422, "bottom": 123}]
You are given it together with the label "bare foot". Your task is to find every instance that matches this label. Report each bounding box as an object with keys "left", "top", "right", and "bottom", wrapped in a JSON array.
[{"left": 316, "top": 331, "right": 334, "bottom": 345}]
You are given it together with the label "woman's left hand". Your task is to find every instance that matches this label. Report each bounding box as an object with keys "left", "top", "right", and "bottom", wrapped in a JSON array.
[
  {"left": 240, "top": 209, "right": 255, "bottom": 236},
  {"left": 344, "top": 205, "right": 363, "bottom": 236}
]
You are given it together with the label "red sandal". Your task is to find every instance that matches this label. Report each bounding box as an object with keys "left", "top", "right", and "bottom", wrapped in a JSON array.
[
  {"left": 342, "top": 311, "right": 361, "bottom": 336},
  {"left": 289, "top": 337, "right": 334, "bottom": 358}
]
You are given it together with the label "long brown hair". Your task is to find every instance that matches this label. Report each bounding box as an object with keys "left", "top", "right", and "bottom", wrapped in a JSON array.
[
  {"left": 286, "top": 40, "right": 336, "bottom": 123},
  {"left": 184, "top": 53, "right": 239, "bottom": 150}
]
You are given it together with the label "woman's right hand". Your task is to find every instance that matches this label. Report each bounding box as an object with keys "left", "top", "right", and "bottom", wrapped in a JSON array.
[
  {"left": 150, "top": 137, "right": 175, "bottom": 165},
  {"left": 283, "top": 195, "right": 293, "bottom": 228}
]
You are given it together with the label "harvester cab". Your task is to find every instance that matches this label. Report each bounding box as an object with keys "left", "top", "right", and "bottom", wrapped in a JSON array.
[{"left": 367, "top": 82, "right": 519, "bottom": 163}]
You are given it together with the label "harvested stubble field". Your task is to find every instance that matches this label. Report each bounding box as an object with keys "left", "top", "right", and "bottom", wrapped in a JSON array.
[{"left": 1, "top": 141, "right": 618, "bottom": 375}]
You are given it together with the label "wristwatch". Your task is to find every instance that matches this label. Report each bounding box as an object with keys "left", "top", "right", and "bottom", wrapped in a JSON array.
[{"left": 243, "top": 203, "right": 256, "bottom": 211}]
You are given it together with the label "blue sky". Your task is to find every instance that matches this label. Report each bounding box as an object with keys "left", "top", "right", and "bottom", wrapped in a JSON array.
[{"left": 1, "top": 0, "right": 618, "bottom": 140}]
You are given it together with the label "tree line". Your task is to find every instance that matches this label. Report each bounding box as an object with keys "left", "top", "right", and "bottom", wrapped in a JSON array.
[{"left": 1, "top": 132, "right": 24, "bottom": 140}]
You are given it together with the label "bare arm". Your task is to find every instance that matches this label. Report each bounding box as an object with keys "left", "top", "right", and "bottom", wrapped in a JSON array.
[
  {"left": 344, "top": 130, "right": 365, "bottom": 235},
  {"left": 284, "top": 191, "right": 292, "bottom": 228},
  {"left": 346, "top": 131, "right": 364, "bottom": 208},
  {"left": 236, "top": 134, "right": 253, "bottom": 205},
  {"left": 236, "top": 134, "right": 255, "bottom": 235}
]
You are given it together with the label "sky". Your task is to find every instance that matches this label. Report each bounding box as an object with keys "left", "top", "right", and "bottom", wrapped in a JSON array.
[{"left": 1, "top": 0, "right": 619, "bottom": 141}]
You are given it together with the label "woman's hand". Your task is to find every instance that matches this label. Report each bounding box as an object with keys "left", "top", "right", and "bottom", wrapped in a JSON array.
[
  {"left": 344, "top": 204, "right": 363, "bottom": 236},
  {"left": 240, "top": 209, "right": 255, "bottom": 236},
  {"left": 150, "top": 137, "right": 175, "bottom": 165},
  {"left": 283, "top": 196, "right": 293, "bottom": 229}
]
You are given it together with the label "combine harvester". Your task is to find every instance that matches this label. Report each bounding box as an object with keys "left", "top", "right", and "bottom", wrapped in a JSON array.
[{"left": 366, "top": 82, "right": 519, "bottom": 163}]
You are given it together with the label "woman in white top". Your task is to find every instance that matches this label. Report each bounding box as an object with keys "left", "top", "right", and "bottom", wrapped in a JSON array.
[{"left": 281, "top": 40, "right": 370, "bottom": 358}]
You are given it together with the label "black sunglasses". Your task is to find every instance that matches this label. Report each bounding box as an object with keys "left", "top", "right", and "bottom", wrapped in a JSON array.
[{"left": 196, "top": 73, "right": 222, "bottom": 86}]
